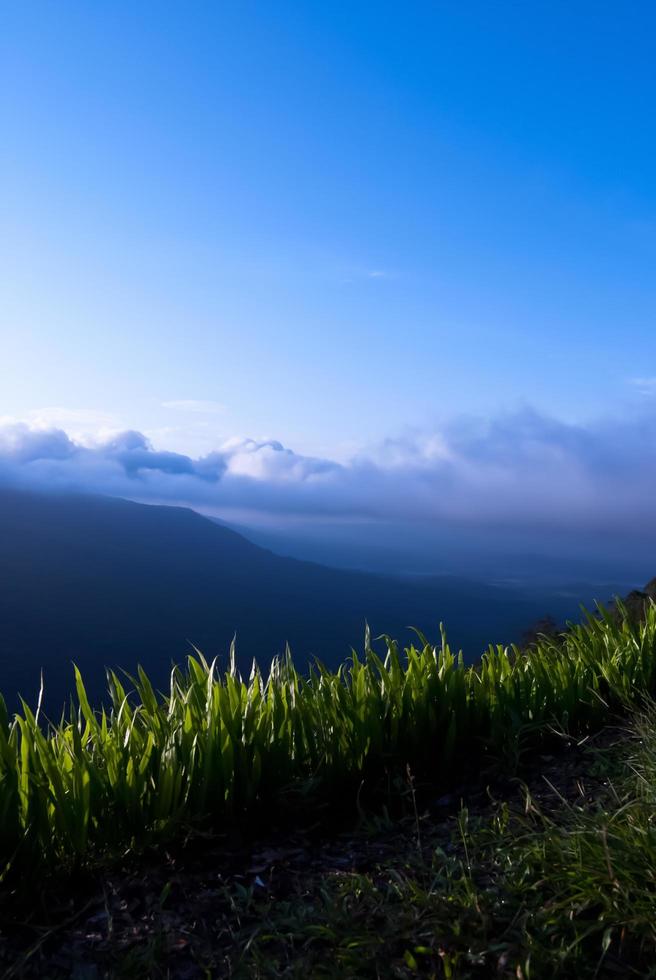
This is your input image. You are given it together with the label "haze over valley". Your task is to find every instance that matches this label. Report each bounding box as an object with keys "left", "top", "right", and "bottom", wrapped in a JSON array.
[{"left": 0, "top": 486, "right": 616, "bottom": 712}]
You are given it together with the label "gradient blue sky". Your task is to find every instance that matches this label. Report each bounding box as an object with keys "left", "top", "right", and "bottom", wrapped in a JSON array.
[{"left": 1, "top": 3, "right": 656, "bottom": 550}]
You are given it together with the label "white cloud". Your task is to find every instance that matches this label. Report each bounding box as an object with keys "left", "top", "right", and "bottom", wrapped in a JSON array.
[
  {"left": 629, "top": 377, "right": 656, "bottom": 397},
  {"left": 1, "top": 405, "right": 656, "bottom": 536},
  {"left": 340, "top": 267, "right": 395, "bottom": 284}
]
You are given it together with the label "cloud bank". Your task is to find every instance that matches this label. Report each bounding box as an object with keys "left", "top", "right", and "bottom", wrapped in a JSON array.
[{"left": 0, "top": 406, "right": 655, "bottom": 535}]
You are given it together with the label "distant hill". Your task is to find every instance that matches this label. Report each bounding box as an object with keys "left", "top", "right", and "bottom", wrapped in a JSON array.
[{"left": 0, "top": 488, "right": 618, "bottom": 712}]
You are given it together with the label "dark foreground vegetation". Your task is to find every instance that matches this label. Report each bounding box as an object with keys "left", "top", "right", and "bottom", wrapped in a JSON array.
[
  {"left": 2, "top": 603, "right": 656, "bottom": 976},
  {"left": 1, "top": 719, "right": 650, "bottom": 978}
]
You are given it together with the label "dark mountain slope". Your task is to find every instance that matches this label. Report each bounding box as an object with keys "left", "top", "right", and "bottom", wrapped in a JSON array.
[{"left": 0, "top": 488, "right": 590, "bottom": 711}]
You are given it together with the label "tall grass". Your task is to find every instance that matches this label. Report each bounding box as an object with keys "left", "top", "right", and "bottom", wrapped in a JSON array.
[{"left": 1, "top": 602, "right": 655, "bottom": 881}]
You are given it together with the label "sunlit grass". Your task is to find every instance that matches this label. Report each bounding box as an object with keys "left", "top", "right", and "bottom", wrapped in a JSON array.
[{"left": 1, "top": 602, "right": 655, "bottom": 881}]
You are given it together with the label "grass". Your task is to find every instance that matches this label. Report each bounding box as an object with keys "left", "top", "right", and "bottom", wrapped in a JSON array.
[
  {"left": 6, "top": 716, "right": 656, "bottom": 977},
  {"left": 202, "top": 715, "right": 656, "bottom": 978},
  {"left": 1, "top": 600, "right": 656, "bottom": 885},
  {"left": 2, "top": 602, "right": 656, "bottom": 975}
]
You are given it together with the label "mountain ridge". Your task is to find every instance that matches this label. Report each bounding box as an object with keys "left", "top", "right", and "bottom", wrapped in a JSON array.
[{"left": 0, "top": 487, "right": 625, "bottom": 711}]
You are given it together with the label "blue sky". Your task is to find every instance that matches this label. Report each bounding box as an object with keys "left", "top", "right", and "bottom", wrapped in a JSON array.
[{"left": 1, "top": 3, "right": 656, "bottom": 551}]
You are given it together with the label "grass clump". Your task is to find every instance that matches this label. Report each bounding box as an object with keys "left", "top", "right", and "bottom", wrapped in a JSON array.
[{"left": 1, "top": 602, "right": 656, "bottom": 883}]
